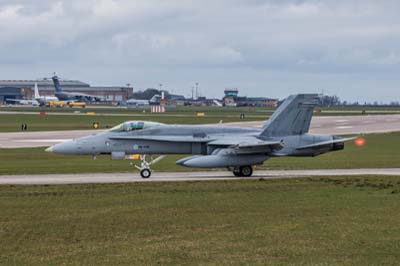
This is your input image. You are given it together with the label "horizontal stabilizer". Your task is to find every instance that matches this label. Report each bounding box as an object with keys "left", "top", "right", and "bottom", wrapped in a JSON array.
[
  {"left": 208, "top": 138, "right": 283, "bottom": 150},
  {"left": 296, "top": 137, "right": 356, "bottom": 150}
]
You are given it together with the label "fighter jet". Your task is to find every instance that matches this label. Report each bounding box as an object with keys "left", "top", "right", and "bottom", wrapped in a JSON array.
[
  {"left": 52, "top": 75, "right": 102, "bottom": 102},
  {"left": 46, "top": 94, "right": 355, "bottom": 178}
]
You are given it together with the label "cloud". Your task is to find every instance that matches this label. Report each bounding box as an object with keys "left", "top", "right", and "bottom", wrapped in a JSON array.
[{"left": 0, "top": 0, "right": 399, "bottom": 101}]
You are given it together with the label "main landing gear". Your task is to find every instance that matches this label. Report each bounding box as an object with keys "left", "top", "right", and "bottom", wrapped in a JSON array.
[
  {"left": 133, "top": 155, "right": 166, "bottom": 178},
  {"left": 232, "top": 165, "right": 253, "bottom": 177}
]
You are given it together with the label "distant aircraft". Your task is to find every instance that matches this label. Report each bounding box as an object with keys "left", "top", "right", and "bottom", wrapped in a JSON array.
[
  {"left": 52, "top": 75, "right": 102, "bottom": 102},
  {"left": 5, "top": 98, "right": 39, "bottom": 106},
  {"left": 126, "top": 98, "right": 150, "bottom": 107},
  {"left": 46, "top": 94, "right": 355, "bottom": 178},
  {"left": 6, "top": 84, "right": 41, "bottom": 106},
  {"left": 33, "top": 83, "right": 58, "bottom": 106},
  {"left": 149, "top": 94, "right": 163, "bottom": 104},
  {"left": 213, "top": 99, "right": 223, "bottom": 107}
]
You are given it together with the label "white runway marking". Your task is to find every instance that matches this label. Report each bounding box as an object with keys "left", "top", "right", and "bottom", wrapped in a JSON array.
[
  {"left": 13, "top": 139, "right": 72, "bottom": 143},
  {"left": 336, "top": 126, "right": 353, "bottom": 129}
]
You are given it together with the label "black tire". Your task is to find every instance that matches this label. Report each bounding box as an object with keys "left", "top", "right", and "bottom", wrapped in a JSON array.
[
  {"left": 233, "top": 171, "right": 242, "bottom": 177},
  {"left": 239, "top": 166, "right": 253, "bottom": 177},
  {"left": 140, "top": 169, "right": 151, "bottom": 178}
]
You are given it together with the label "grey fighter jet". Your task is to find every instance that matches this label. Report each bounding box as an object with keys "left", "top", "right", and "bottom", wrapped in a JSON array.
[{"left": 46, "top": 94, "right": 355, "bottom": 178}]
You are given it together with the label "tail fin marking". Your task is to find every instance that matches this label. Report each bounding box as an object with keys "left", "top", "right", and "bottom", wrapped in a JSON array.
[{"left": 52, "top": 75, "right": 62, "bottom": 92}]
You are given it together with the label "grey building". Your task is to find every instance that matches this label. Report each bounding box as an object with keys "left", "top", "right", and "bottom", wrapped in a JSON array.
[
  {"left": 0, "top": 79, "right": 133, "bottom": 103},
  {"left": 0, "top": 87, "right": 26, "bottom": 102}
]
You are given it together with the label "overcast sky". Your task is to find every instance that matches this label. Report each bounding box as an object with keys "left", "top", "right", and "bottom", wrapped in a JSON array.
[{"left": 0, "top": 0, "right": 399, "bottom": 102}]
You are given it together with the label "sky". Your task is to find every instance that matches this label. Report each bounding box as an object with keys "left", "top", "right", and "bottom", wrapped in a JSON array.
[{"left": 0, "top": 0, "right": 400, "bottom": 102}]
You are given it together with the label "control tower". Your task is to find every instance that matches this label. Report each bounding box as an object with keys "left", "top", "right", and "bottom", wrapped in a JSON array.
[{"left": 224, "top": 88, "right": 239, "bottom": 98}]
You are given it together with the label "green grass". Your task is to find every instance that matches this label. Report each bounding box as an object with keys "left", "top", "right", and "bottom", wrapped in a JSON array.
[
  {"left": 1, "top": 132, "right": 399, "bottom": 175},
  {"left": 265, "top": 131, "right": 400, "bottom": 170},
  {"left": 1, "top": 176, "right": 400, "bottom": 265}
]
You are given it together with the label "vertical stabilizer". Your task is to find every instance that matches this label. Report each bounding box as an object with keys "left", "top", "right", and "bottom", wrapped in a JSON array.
[
  {"left": 52, "top": 75, "right": 62, "bottom": 92},
  {"left": 260, "top": 94, "right": 319, "bottom": 137},
  {"left": 33, "top": 83, "right": 40, "bottom": 99}
]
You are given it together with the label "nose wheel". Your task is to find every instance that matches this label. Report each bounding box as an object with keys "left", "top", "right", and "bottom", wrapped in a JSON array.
[
  {"left": 140, "top": 168, "right": 152, "bottom": 178},
  {"left": 133, "top": 155, "right": 166, "bottom": 179}
]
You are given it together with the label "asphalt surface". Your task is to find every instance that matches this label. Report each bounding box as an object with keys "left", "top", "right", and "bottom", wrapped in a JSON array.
[
  {"left": 0, "top": 129, "right": 97, "bottom": 148},
  {"left": 1, "top": 114, "right": 399, "bottom": 148},
  {"left": 229, "top": 114, "right": 400, "bottom": 134},
  {"left": 1, "top": 168, "right": 399, "bottom": 185}
]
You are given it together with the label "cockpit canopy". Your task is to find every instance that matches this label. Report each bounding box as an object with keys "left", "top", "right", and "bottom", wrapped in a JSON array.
[{"left": 109, "top": 121, "right": 164, "bottom": 132}]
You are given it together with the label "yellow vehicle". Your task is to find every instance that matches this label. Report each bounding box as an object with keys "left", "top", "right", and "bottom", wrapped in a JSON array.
[
  {"left": 67, "top": 101, "right": 86, "bottom": 108},
  {"left": 46, "top": 101, "right": 65, "bottom": 107}
]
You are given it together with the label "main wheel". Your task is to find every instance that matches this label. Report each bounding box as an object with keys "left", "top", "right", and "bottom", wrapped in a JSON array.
[
  {"left": 232, "top": 167, "right": 242, "bottom": 177},
  {"left": 140, "top": 169, "right": 151, "bottom": 178},
  {"left": 239, "top": 165, "right": 253, "bottom": 177}
]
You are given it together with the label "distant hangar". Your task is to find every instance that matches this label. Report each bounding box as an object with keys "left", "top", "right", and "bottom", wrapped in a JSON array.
[{"left": 0, "top": 78, "right": 133, "bottom": 103}]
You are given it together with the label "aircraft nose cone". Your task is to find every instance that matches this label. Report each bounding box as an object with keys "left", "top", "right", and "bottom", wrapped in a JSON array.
[{"left": 49, "top": 140, "right": 79, "bottom": 155}]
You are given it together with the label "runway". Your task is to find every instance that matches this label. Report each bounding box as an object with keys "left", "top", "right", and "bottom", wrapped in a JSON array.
[
  {"left": 1, "top": 114, "right": 399, "bottom": 148},
  {"left": 229, "top": 114, "right": 400, "bottom": 135},
  {"left": 0, "top": 129, "right": 97, "bottom": 148},
  {"left": 0, "top": 168, "right": 399, "bottom": 185}
]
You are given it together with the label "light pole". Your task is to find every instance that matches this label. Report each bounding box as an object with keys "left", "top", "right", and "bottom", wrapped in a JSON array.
[{"left": 126, "top": 83, "right": 131, "bottom": 100}]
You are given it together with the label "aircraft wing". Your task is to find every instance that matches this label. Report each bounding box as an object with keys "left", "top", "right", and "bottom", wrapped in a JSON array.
[
  {"left": 109, "top": 135, "right": 283, "bottom": 153},
  {"left": 296, "top": 137, "right": 356, "bottom": 150},
  {"left": 5, "top": 99, "right": 38, "bottom": 105},
  {"left": 108, "top": 135, "right": 211, "bottom": 143},
  {"left": 5, "top": 99, "right": 25, "bottom": 103}
]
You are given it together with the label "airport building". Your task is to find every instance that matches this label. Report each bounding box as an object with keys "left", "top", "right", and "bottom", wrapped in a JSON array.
[
  {"left": 0, "top": 79, "right": 133, "bottom": 103},
  {"left": 223, "top": 88, "right": 278, "bottom": 107}
]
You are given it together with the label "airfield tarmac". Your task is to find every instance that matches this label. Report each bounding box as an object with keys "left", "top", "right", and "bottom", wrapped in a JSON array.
[
  {"left": 1, "top": 114, "right": 399, "bottom": 148},
  {"left": 1, "top": 168, "right": 399, "bottom": 185}
]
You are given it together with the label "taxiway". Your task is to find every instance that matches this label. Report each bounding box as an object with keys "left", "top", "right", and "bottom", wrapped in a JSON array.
[{"left": 0, "top": 168, "right": 399, "bottom": 185}]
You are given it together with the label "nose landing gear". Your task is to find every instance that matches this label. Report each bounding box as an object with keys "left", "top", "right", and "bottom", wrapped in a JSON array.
[
  {"left": 140, "top": 168, "right": 152, "bottom": 178},
  {"left": 133, "top": 155, "right": 166, "bottom": 178}
]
